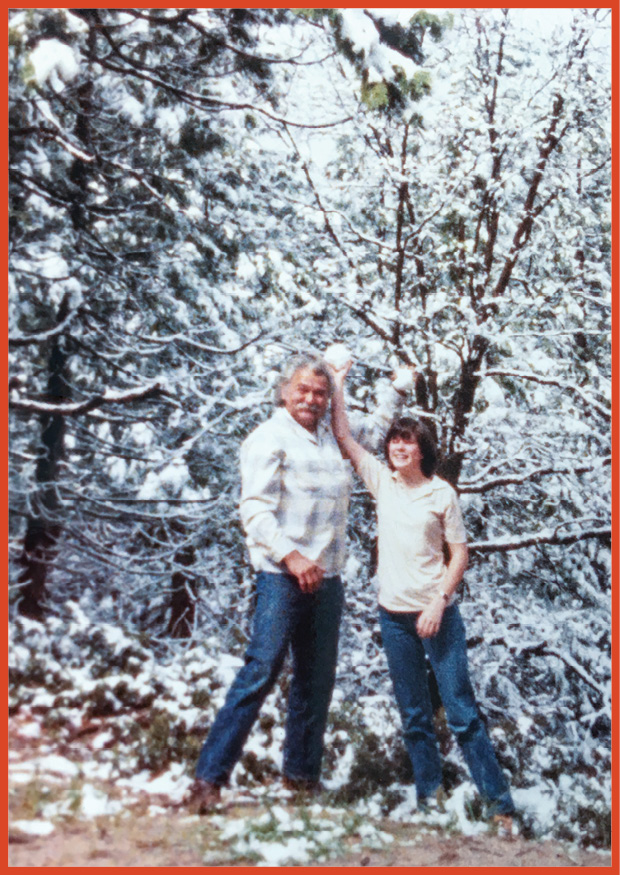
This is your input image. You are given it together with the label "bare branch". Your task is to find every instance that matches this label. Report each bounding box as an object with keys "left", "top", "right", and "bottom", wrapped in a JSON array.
[
  {"left": 460, "top": 457, "right": 611, "bottom": 494},
  {"left": 9, "top": 309, "right": 78, "bottom": 347},
  {"left": 135, "top": 330, "right": 265, "bottom": 355},
  {"left": 481, "top": 368, "right": 611, "bottom": 421},
  {"left": 10, "top": 383, "right": 163, "bottom": 416},
  {"left": 544, "top": 647, "right": 609, "bottom": 700},
  {"left": 470, "top": 526, "right": 610, "bottom": 553},
  {"left": 93, "top": 52, "right": 354, "bottom": 130}
]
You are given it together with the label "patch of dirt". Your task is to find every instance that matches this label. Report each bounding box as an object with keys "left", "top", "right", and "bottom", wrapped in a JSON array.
[
  {"left": 9, "top": 805, "right": 612, "bottom": 868},
  {"left": 9, "top": 816, "right": 205, "bottom": 868}
]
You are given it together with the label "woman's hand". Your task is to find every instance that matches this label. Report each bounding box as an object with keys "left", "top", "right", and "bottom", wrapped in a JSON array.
[
  {"left": 418, "top": 543, "right": 467, "bottom": 638},
  {"left": 416, "top": 595, "right": 446, "bottom": 638},
  {"left": 329, "top": 359, "right": 352, "bottom": 388}
]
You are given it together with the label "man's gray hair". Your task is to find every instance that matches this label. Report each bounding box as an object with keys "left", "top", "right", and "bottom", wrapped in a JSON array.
[{"left": 275, "top": 352, "right": 334, "bottom": 406}]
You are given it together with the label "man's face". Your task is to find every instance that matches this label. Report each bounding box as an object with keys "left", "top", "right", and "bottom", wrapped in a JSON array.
[{"left": 281, "top": 367, "right": 331, "bottom": 432}]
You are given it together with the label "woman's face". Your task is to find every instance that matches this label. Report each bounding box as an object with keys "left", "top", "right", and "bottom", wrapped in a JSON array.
[{"left": 388, "top": 434, "right": 423, "bottom": 472}]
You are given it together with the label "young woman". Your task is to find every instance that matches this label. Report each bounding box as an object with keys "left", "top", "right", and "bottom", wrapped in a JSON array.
[{"left": 330, "top": 362, "right": 515, "bottom": 830}]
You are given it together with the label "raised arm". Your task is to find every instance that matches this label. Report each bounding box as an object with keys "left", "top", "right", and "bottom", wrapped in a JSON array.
[
  {"left": 330, "top": 362, "right": 366, "bottom": 470},
  {"left": 348, "top": 366, "right": 417, "bottom": 453}
]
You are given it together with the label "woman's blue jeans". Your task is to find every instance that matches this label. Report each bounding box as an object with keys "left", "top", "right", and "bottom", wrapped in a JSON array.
[
  {"left": 379, "top": 604, "right": 514, "bottom": 815},
  {"left": 196, "top": 572, "right": 344, "bottom": 785}
]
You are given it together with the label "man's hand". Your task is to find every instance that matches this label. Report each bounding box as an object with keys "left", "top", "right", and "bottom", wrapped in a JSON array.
[
  {"left": 416, "top": 595, "right": 446, "bottom": 639},
  {"left": 283, "top": 550, "right": 324, "bottom": 593}
]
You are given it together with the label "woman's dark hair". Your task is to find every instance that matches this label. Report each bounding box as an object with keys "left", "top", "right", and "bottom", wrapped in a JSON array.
[{"left": 384, "top": 417, "right": 437, "bottom": 477}]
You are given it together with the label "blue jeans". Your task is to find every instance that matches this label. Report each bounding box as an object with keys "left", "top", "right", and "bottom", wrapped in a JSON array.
[
  {"left": 379, "top": 604, "right": 515, "bottom": 816},
  {"left": 196, "top": 572, "right": 344, "bottom": 785}
]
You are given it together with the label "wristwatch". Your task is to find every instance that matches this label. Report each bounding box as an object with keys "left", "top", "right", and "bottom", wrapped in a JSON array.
[{"left": 438, "top": 590, "right": 450, "bottom": 603}]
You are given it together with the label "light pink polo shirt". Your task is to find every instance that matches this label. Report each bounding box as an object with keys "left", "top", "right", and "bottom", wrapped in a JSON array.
[{"left": 357, "top": 450, "right": 467, "bottom": 612}]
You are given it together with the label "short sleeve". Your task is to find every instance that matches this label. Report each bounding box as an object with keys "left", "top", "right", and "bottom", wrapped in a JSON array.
[
  {"left": 355, "top": 449, "right": 388, "bottom": 499},
  {"left": 444, "top": 488, "right": 467, "bottom": 544}
]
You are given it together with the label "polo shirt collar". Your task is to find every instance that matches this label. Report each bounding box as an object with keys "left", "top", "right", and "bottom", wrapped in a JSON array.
[{"left": 391, "top": 470, "right": 438, "bottom": 499}]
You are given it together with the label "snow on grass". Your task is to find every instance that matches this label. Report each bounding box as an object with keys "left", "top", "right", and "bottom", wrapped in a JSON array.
[
  {"left": 205, "top": 802, "right": 393, "bottom": 866},
  {"left": 116, "top": 763, "right": 191, "bottom": 803},
  {"left": 11, "top": 819, "right": 55, "bottom": 836},
  {"left": 13, "top": 720, "right": 40, "bottom": 739},
  {"left": 513, "top": 784, "right": 558, "bottom": 832},
  {"left": 17, "top": 754, "right": 82, "bottom": 780},
  {"left": 41, "top": 783, "right": 125, "bottom": 820},
  {"left": 444, "top": 783, "right": 489, "bottom": 837}
]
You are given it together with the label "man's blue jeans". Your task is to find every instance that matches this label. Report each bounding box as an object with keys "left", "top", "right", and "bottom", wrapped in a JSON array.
[
  {"left": 196, "top": 572, "right": 344, "bottom": 785},
  {"left": 379, "top": 604, "right": 515, "bottom": 815}
]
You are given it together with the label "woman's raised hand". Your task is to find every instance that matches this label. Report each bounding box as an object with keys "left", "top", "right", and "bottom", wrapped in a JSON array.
[
  {"left": 330, "top": 359, "right": 352, "bottom": 387},
  {"left": 324, "top": 343, "right": 353, "bottom": 387}
]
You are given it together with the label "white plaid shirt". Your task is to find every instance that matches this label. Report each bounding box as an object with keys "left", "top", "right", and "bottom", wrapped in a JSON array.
[{"left": 239, "top": 383, "right": 402, "bottom": 575}]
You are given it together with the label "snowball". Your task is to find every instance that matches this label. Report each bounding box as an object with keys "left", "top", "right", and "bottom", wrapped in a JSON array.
[
  {"left": 323, "top": 343, "right": 352, "bottom": 369},
  {"left": 391, "top": 367, "right": 415, "bottom": 391}
]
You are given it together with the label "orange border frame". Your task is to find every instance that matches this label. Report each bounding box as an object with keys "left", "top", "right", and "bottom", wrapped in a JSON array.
[{"left": 5, "top": 5, "right": 617, "bottom": 874}]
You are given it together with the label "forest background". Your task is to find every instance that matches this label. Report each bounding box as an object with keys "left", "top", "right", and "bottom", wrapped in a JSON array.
[{"left": 8, "top": 6, "right": 612, "bottom": 856}]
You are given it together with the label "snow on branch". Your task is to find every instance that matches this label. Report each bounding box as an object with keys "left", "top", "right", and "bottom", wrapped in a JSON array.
[
  {"left": 134, "top": 330, "right": 265, "bottom": 355},
  {"left": 9, "top": 383, "right": 163, "bottom": 416},
  {"left": 9, "top": 310, "right": 77, "bottom": 347},
  {"left": 494, "top": 640, "right": 608, "bottom": 701},
  {"left": 460, "top": 457, "right": 611, "bottom": 494},
  {"left": 544, "top": 647, "right": 610, "bottom": 702},
  {"left": 470, "top": 525, "right": 610, "bottom": 553},
  {"left": 481, "top": 368, "right": 611, "bottom": 421},
  {"left": 96, "top": 48, "right": 353, "bottom": 130},
  {"left": 34, "top": 98, "right": 96, "bottom": 163}
]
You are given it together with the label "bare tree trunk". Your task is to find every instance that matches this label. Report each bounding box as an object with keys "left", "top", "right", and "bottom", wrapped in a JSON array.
[
  {"left": 168, "top": 554, "right": 198, "bottom": 639},
  {"left": 17, "top": 335, "right": 70, "bottom": 618},
  {"left": 168, "top": 525, "right": 198, "bottom": 639}
]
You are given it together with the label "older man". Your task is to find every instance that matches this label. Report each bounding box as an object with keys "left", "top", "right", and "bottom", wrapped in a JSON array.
[{"left": 188, "top": 353, "right": 404, "bottom": 812}]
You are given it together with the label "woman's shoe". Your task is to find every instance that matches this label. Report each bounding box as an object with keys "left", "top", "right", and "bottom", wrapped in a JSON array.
[{"left": 492, "top": 813, "right": 515, "bottom": 839}]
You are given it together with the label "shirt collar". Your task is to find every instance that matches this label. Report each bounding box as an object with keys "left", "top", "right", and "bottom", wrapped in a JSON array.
[
  {"left": 391, "top": 470, "right": 438, "bottom": 499},
  {"left": 275, "top": 406, "right": 328, "bottom": 445}
]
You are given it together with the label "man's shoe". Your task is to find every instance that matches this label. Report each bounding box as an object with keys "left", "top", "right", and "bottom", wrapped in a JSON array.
[{"left": 186, "top": 778, "right": 221, "bottom": 814}]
